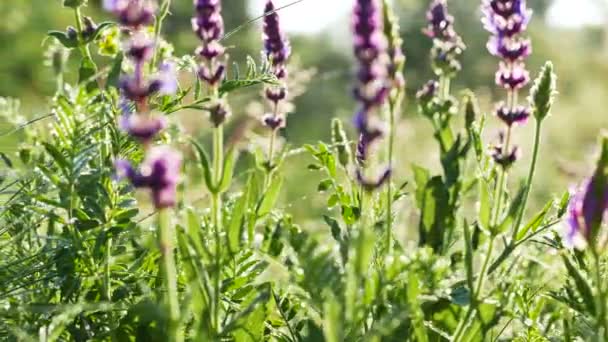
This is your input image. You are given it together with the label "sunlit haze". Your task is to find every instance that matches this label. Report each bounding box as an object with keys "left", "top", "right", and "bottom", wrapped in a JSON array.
[{"left": 251, "top": 0, "right": 604, "bottom": 34}]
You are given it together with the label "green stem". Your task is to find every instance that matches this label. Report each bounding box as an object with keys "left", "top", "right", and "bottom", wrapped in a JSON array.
[
  {"left": 212, "top": 125, "right": 224, "bottom": 335},
  {"left": 265, "top": 130, "right": 277, "bottom": 189},
  {"left": 73, "top": 7, "right": 94, "bottom": 62},
  {"left": 511, "top": 120, "right": 542, "bottom": 240},
  {"left": 158, "top": 209, "right": 181, "bottom": 342},
  {"left": 150, "top": 0, "right": 172, "bottom": 72},
  {"left": 385, "top": 98, "right": 396, "bottom": 253},
  {"left": 452, "top": 237, "right": 495, "bottom": 342},
  {"left": 105, "top": 237, "right": 112, "bottom": 301},
  {"left": 593, "top": 251, "right": 608, "bottom": 338}
]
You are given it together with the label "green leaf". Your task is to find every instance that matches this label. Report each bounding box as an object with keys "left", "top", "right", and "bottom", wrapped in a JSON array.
[
  {"left": 516, "top": 199, "right": 554, "bottom": 241},
  {"left": 562, "top": 255, "right": 596, "bottom": 316},
  {"left": 48, "top": 31, "right": 78, "bottom": 49},
  {"left": 318, "top": 179, "right": 333, "bottom": 192},
  {"left": 107, "top": 53, "right": 123, "bottom": 89},
  {"left": 191, "top": 139, "right": 216, "bottom": 193},
  {"left": 450, "top": 285, "right": 471, "bottom": 306},
  {"left": 218, "top": 147, "right": 237, "bottom": 193},
  {"left": 228, "top": 185, "right": 250, "bottom": 254},
  {"left": 0, "top": 152, "right": 13, "bottom": 168},
  {"left": 407, "top": 273, "right": 429, "bottom": 342},
  {"left": 463, "top": 220, "right": 474, "bottom": 292},
  {"left": 323, "top": 215, "right": 342, "bottom": 242},
  {"left": 42, "top": 142, "right": 70, "bottom": 178},
  {"left": 323, "top": 295, "right": 343, "bottom": 342},
  {"left": 478, "top": 179, "right": 491, "bottom": 232},
  {"left": 257, "top": 176, "right": 282, "bottom": 217},
  {"left": 78, "top": 57, "right": 98, "bottom": 93},
  {"left": 63, "top": 0, "right": 86, "bottom": 8},
  {"left": 89, "top": 22, "right": 115, "bottom": 43},
  {"left": 557, "top": 190, "right": 570, "bottom": 218},
  {"left": 495, "top": 183, "right": 528, "bottom": 235}
]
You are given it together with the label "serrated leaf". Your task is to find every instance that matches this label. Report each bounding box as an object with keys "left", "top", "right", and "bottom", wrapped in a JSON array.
[{"left": 42, "top": 142, "right": 70, "bottom": 178}]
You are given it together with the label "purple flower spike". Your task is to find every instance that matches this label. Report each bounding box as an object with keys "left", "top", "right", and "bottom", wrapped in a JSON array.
[
  {"left": 104, "top": 0, "right": 156, "bottom": 28},
  {"left": 351, "top": 0, "right": 390, "bottom": 190},
  {"left": 193, "top": 0, "right": 224, "bottom": 38},
  {"left": 263, "top": 0, "right": 291, "bottom": 78},
  {"left": 491, "top": 131, "right": 520, "bottom": 169},
  {"left": 564, "top": 136, "right": 608, "bottom": 249},
  {"left": 262, "top": 113, "right": 285, "bottom": 131},
  {"left": 416, "top": 80, "right": 439, "bottom": 103},
  {"left": 495, "top": 62, "right": 530, "bottom": 90},
  {"left": 482, "top": 0, "right": 532, "bottom": 38},
  {"left": 192, "top": 0, "right": 224, "bottom": 59},
  {"left": 495, "top": 103, "right": 530, "bottom": 126},
  {"left": 487, "top": 37, "right": 531, "bottom": 62},
  {"left": 119, "top": 114, "right": 167, "bottom": 142},
  {"left": 351, "top": 1, "right": 388, "bottom": 113},
  {"left": 356, "top": 168, "right": 392, "bottom": 192},
  {"left": 115, "top": 146, "right": 182, "bottom": 209},
  {"left": 565, "top": 178, "right": 608, "bottom": 249},
  {"left": 423, "top": 0, "right": 456, "bottom": 41},
  {"left": 125, "top": 33, "right": 155, "bottom": 63},
  {"left": 151, "top": 62, "right": 179, "bottom": 95}
]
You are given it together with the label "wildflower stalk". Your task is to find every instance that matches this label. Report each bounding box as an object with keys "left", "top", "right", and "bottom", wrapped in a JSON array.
[
  {"left": 382, "top": 0, "right": 405, "bottom": 253},
  {"left": 211, "top": 123, "right": 224, "bottom": 334},
  {"left": 510, "top": 119, "right": 541, "bottom": 240},
  {"left": 150, "top": 0, "right": 172, "bottom": 72},
  {"left": 158, "top": 208, "right": 181, "bottom": 342},
  {"left": 385, "top": 101, "right": 396, "bottom": 252},
  {"left": 261, "top": 0, "right": 291, "bottom": 188},
  {"left": 73, "top": 7, "right": 95, "bottom": 62}
]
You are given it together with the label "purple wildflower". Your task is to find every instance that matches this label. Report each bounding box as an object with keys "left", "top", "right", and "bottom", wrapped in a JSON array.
[
  {"left": 193, "top": 0, "right": 231, "bottom": 127},
  {"left": 261, "top": 0, "right": 291, "bottom": 131},
  {"left": 115, "top": 146, "right": 182, "bottom": 209},
  {"left": 482, "top": 0, "right": 532, "bottom": 38},
  {"left": 351, "top": 0, "right": 390, "bottom": 191},
  {"left": 565, "top": 136, "right": 608, "bottom": 249},
  {"left": 416, "top": 80, "right": 439, "bottom": 104},
  {"left": 491, "top": 131, "right": 519, "bottom": 169},
  {"left": 119, "top": 114, "right": 167, "bottom": 143},
  {"left": 565, "top": 177, "right": 608, "bottom": 249},
  {"left": 356, "top": 168, "right": 392, "bottom": 192},
  {"left": 103, "top": 0, "right": 156, "bottom": 28},
  {"left": 423, "top": 0, "right": 456, "bottom": 41},
  {"left": 422, "top": 0, "right": 465, "bottom": 78},
  {"left": 495, "top": 62, "right": 530, "bottom": 90},
  {"left": 262, "top": 113, "right": 285, "bottom": 131},
  {"left": 263, "top": 0, "right": 291, "bottom": 79},
  {"left": 483, "top": 0, "right": 533, "bottom": 90},
  {"left": 487, "top": 36, "right": 531, "bottom": 61},
  {"left": 495, "top": 103, "right": 530, "bottom": 126}
]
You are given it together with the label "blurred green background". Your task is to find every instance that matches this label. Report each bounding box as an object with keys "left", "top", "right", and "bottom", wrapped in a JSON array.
[{"left": 1, "top": 0, "right": 607, "bottom": 222}]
